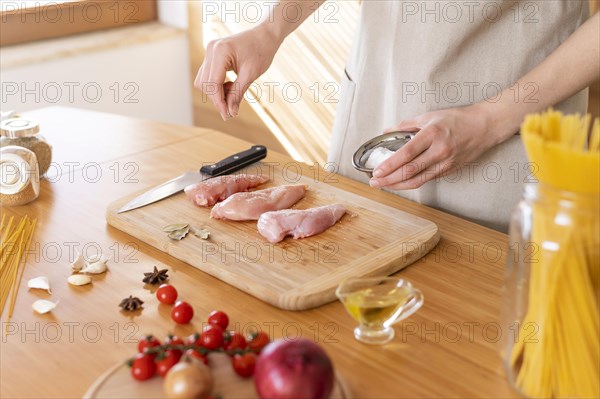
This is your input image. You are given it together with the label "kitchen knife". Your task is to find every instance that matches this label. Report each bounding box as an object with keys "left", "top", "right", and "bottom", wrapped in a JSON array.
[{"left": 117, "top": 145, "right": 267, "bottom": 213}]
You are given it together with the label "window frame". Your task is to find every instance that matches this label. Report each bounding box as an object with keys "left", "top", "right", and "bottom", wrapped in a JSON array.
[{"left": 0, "top": 0, "right": 157, "bottom": 47}]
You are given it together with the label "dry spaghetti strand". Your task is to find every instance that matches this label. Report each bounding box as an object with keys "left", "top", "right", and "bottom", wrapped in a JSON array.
[
  {"left": 0, "top": 215, "right": 37, "bottom": 319},
  {"left": 8, "top": 219, "right": 37, "bottom": 319}
]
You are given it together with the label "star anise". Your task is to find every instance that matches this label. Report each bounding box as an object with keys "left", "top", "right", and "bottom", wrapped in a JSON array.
[
  {"left": 143, "top": 266, "right": 169, "bottom": 285},
  {"left": 119, "top": 295, "right": 144, "bottom": 312}
]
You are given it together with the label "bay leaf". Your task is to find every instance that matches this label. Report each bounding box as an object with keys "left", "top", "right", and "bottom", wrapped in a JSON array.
[
  {"left": 163, "top": 223, "right": 189, "bottom": 233},
  {"left": 191, "top": 227, "right": 210, "bottom": 240},
  {"left": 168, "top": 225, "right": 190, "bottom": 240}
]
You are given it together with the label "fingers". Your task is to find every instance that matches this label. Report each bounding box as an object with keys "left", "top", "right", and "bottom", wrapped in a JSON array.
[
  {"left": 194, "top": 32, "right": 271, "bottom": 121},
  {"left": 225, "top": 68, "right": 254, "bottom": 118},
  {"left": 369, "top": 140, "right": 458, "bottom": 190},
  {"left": 370, "top": 122, "right": 459, "bottom": 189},
  {"left": 370, "top": 149, "right": 435, "bottom": 188},
  {"left": 207, "top": 55, "right": 230, "bottom": 120},
  {"left": 194, "top": 50, "right": 208, "bottom": 88},
  {"left": 372, "top": 131, "right": 431, "bottom": 178},
  {"left": 194, "top": 40, "right": 230, "bottom": 121},
  {"left": 383, "top": 162, "right": 456, "bottom": 191},
  {"left": 195, "top": 41, "right": 213, "bottom": 91},
  {"left": 383, "top": 119, "right": 421, "bottom": 133}
]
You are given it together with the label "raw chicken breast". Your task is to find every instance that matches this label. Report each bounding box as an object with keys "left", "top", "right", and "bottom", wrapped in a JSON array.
[
  {"left": 210, "top": 185, "right": 307, "bottom": 221},
  {"left": 257, "top": 204, "right": 347, "bottom": 243},
  {"left": 184, "top": 174, "right": 269, "bottom": 207}
]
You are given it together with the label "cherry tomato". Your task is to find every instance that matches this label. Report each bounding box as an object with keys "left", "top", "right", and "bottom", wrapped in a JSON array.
[
  {"left": 207, "top": 310, "right": 229, "bottom": 330},
  {"left": 247, "top": 331, "right": 270, "bottom": 353},
  {"left": 186, "top": 332, "right": 201, "bottom": 347},
  {"left": 223, "top": 330, "right": 247, "bottom": 353},
  {"left": 164, "top": 334, "right": 184, "bottom": 359},
  {"left": 156, "top": 284, "right": 178, "bottom": 305},
  {"left": 156, "top": 349, "right": 182, "bottom": 377},
  {"left": 165, "top": 334, "right": 184, "bottom": 348},
  {"left": 131, "top": 353, "right": 156, "bottom": 381},
  {"left": 231, "top": 352, "right": 256, "bottom": 378},
  {"left": 184, "top": 348, "right": 208, "bottom": 365},
  {"left": 200, "top": 325, "right": 223, "bottom": 350},
  {"left": 137, "top": 335, "right": 161, "bottom": 356},
  {"left": 171, "top": 301, "right": 194, "bottom": 324}
]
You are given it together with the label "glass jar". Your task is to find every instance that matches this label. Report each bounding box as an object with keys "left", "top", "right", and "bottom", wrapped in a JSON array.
[
  {"left": 0, "top": 117, "right": 52, "bottom": 175},
  {"left": 0, "top": 146, "right": 40, "bottom": 206},
  {"left": 503, "top": 183, "right": 599, "bottom": 398}
]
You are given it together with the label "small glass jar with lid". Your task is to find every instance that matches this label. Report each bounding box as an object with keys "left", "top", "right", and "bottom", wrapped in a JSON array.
[
  {"left": 0, "top": 117, "right": 52, "bottom": 175},
  {"left": 0, "top": 146, "right": 40, "bottom": 206}
]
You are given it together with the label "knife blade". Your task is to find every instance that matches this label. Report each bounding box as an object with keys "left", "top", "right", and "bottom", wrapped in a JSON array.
[{"left": 117, "top": 145, "right": 267, "bottom": 213}]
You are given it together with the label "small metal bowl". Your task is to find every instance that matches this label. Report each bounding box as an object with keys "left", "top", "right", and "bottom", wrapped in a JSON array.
[{"left": 352, "top": 131, "right": 415, "bottom": 178}]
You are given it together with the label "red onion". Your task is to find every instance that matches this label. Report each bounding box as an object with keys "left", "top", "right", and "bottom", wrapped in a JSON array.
[{"left": 254, "top": 339, "right": 334, "bottom": 399}]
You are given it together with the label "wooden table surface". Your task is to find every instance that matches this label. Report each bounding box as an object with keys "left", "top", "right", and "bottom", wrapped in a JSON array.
[{"left": 0, "top": 106, "right": 519, "bottom": 398}]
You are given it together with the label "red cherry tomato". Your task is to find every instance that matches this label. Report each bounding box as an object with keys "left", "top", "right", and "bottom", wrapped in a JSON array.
[
  {"left": 223, "top": 330, "right": 247, "bottom": 353},
  {"left": 137, "top": 335, "right": 161, "bottom": 356},
  {"left": 247, "top": 331, "right": 270, "bottom": 353},
  {"left": 184, "top": 348, "right": 208, "bottom": 365},
  {"left": 200, "top": 325, "right": 223, "bottom": 350},
  {"left": 156, "top": 284, "right": 178, "bottom": 305},
  {"left": 207, "top": 310, "right": 229, "bottom": 330},
  {"left": 231, "top": 352, "right": 256, "bottom": 378},
  {"left": 171, "top": 301, "right": 194, "bottom": 324},
  {"left": 186, "top": 332, "right": 201, "bottom": 347},
  {"left": 156, "top": 349, "right": 182, "bottom": 377},
  {"left": 164, "top": 335, "right": 184, "bottom": 359},
  {"left": 164, "top": 334, "right": 184, "bottom": 348},
  {"left": 131, "top": 353, "right": 156, "bottom": 381}
]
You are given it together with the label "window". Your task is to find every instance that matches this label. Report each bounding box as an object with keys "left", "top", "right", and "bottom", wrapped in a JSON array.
[{"left": 0, "top": 0, "right": 157, "bottom": 47}]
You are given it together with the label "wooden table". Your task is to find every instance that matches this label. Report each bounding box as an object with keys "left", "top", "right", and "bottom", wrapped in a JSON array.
[{"left": 0, "top": 106, "right": 519, "bottom": 398}]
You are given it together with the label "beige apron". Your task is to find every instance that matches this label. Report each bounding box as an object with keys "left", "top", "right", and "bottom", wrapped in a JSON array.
[{"left": 329, "top": 0, "right": 589, "bottom": 232}]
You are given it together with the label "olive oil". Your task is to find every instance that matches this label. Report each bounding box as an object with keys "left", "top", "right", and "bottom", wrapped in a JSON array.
[
  {"left": 341, "top": 287, "right": 410, "bottom": 328},
  {"left": 336, "top": 277, "right": 424, "bottom": 344}
]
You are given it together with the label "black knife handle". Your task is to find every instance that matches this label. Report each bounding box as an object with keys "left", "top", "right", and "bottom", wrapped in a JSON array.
[{"left": 200, "top": 145, "right": 268, "bottom": 176}]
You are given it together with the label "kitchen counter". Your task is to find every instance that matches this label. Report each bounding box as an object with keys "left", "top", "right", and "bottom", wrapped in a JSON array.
[{"left": 0, "top": 106, "right": 518, "bottom": 398}]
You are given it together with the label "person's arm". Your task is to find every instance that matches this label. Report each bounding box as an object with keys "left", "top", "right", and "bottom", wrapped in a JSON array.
[
  {"left": 259, "top": 1, "right": 327, "bottom": 43},
  {"left": 371, "top": 12, "right": 600, "bottom": 191},
  {"left": 196, "top": 1, "right": 326, "bottom": 121}
]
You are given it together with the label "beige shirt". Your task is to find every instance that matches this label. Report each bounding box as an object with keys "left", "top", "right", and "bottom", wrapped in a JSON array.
[{"left": 329, "top": 0, "right": 589, "bottom": 231}]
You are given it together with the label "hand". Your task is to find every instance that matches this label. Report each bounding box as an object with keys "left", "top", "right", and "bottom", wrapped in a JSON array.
[
  {"left": 195, "top": 26, "right": 281, "bottom": 121},
  {"left": 369, "top": 105, "right": 504, "bottom": 190}
]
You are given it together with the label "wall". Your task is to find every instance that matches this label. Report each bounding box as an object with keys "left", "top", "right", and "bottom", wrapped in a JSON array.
[
  {"left": 1, "top": 3, "right": 193, "bottom": 125},
  {"left": 158, "top": 0, "right": 188, "bottom": 29}
]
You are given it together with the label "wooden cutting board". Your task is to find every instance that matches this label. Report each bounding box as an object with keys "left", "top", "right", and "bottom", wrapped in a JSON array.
[
  {"left": 83, "top": 353, "right": 350, "bottom": 399},
  {"left": 106, "top": 165, "right": 440, "bottom": 310}
]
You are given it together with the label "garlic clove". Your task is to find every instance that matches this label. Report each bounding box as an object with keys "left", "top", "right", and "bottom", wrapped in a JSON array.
[
  {"left": 80, "top": 260, "right": 108, "bottom": 274},
  {"left": 67, "top": 274, "right": 92, "bottom": 286},
  {"left": 27, "top": 276, "right": 52, "bottom": 294},
  {"left": 86, "top": 254, "right": 109, "bottom": 264},
  {"left": 79, "top": 253, "right": 109, "bottom": 274},
  {"left": 71, "top": 252, "right": 85, "bottom": 272},
  {"left": 32, "top": 299, "right": 58, "bottom": 314}
]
